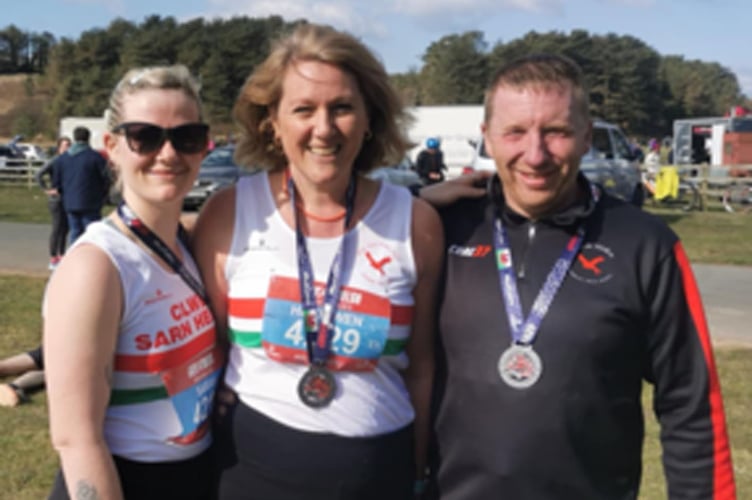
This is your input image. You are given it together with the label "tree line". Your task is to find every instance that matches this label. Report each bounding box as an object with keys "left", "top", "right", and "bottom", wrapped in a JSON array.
[{"left": 1, "top": 17, "right": 748, "bottom": 140}]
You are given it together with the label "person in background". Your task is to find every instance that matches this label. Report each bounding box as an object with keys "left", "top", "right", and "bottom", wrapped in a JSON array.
[
  {"left": 420, "top": 53, "right": 735, "bottom": 499},
  {"left": 629, "top": 137, "right": 645, "bottom": 164},
  {"left": 192, "top": 22, "right": 442, "bottom": 500},
  {"left": 44, "top": 65, "right": 220, "bottom": 499},
  {"left": 415, "top": 137, "right": 446, "bottom": 185},
  {"left": 0, "top": 347, "right": 44, "bottom": 407},
  {"left": 644, "top": 137, "right": 661, "bottom": 177},
  {"left": 35, "top": 136, "right": 72, "bottom": 270},
  {"left": 52, "top": 126, "right": 111, "bottom": 244}
]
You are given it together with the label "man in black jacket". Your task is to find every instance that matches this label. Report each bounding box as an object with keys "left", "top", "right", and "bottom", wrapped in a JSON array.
[
  {"left": 52, "top": 126, "right": 110, "bottom": 244},
  {"left": 422, "top": 54, "right": 735, "bottom": 499}
]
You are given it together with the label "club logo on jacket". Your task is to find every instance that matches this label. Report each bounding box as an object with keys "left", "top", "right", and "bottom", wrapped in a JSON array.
[{"left": 570, "top": 243, "right": 614, "bottom": 284}]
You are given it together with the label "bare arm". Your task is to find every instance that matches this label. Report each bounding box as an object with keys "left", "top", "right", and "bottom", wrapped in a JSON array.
[
  {"left": 44, "top": 244, "right": 123, "bottom": 500},
  {"left": 417, "top": 170, "right": 491, "bottom": 208},
  {"left": 405, "top": 197, "right": 444, "bottom": 485},
  {"left": 191, "top": 186, "right": 236, "bottom": 355}
]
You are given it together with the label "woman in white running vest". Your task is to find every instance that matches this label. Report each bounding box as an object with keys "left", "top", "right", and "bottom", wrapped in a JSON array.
[
  {"left": 192, "top": 23, "right": 443, "bottom": 500},
  {"left": 44, "top": 65, "right": 220, "bottom": 500}
]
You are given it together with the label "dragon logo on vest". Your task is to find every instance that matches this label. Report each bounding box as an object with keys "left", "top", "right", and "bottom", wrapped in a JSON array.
[{"left": 358, "top": 242, "right": 396, "bottom": 285}]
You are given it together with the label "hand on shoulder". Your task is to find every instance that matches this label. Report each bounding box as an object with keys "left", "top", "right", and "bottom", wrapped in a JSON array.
[{"left": 418, "top": 171, "right": 492, "bottom": 208}]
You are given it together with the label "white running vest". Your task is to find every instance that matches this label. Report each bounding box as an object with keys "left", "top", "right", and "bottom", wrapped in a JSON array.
[
  {"left": 224, "top": 172, "right": 418, "bottom": 436},
  {"left": 62, "top": 221, "right": 219, "bottom": 462}
]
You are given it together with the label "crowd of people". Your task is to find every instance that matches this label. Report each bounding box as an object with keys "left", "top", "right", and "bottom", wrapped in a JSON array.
[{"left": 2, "top": 22, "right": 738, "bottom": 500}]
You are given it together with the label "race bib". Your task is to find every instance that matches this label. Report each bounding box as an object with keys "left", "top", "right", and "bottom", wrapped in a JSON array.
[
  {"left": 262, "top": 276, "right": 390, "bottom": 372},
  {"left": 160, "top": 346, "right": 223, "bottom": 444}
]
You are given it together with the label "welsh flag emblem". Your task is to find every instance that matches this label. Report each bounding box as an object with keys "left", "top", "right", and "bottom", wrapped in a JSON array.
[
  {"left": 303, "top": 309, "right": 318, "bottom": 332},
  {"left": 496, "top": 249, "right": 512, "bottom": 269}
]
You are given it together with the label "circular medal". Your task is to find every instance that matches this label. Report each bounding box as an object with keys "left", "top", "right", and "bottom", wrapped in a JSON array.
[
  {"left": 498, "top": 344, "right": 542, "bottom": 389},
  {"left": 298, "top": 366, "right": 336, "bottom": 408}
]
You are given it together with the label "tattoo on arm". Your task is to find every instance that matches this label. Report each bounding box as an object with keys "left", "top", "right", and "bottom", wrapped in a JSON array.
[{"left": 75, "top": 480, "right": 100, "bottom": 500}]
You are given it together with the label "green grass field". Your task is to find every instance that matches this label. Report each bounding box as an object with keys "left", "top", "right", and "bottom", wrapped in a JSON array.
[{"left": 1, "top": 185, "right": 751, "bottom": 498}]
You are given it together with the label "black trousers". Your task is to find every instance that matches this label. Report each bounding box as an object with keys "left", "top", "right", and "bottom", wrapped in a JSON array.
[
  {"left": 47, "top": 197, "right": 68, "bottom": 257},
  {"left": 214, "top": 402, "right": 415, "bottom": 500}
]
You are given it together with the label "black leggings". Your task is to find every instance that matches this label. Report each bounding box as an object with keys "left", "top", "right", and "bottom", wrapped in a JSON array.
[
  {"left": 214, "top": 402, "right": 415, "bottom": 500},
  {"left": 48, "top": 448, "right": 214, "bottom": 500},
  {"left": 28, "top": 346, "right": 43, "bottom": 370},
  {"left": 47, "top": 198, "right": 68, "bottom": 257}
]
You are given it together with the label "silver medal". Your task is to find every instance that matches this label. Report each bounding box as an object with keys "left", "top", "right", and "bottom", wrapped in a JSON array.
[{"left": 498, "top": 344, "right": 542, "bottom": 389}]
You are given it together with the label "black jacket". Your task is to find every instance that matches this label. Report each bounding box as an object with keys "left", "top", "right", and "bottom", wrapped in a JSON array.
[{"left": 430, "top": 174, "right": 735, "bottom": 499}]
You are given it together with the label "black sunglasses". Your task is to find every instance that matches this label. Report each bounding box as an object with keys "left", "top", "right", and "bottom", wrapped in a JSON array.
[{"left": 112, "top": 122, "right": 210, "bottom": 155}]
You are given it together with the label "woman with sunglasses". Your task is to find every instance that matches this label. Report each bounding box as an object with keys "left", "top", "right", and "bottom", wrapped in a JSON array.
[
  {"left": 192, "top": 23, "right": 444, "bottom": 499},
  {"left": 44, "top": 65, "right": 221, "bottom": 499}
]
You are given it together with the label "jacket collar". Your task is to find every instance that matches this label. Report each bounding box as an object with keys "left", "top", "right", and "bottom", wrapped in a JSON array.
[{"left": 488, "top": 172, "right": 597, "bottom": 227}]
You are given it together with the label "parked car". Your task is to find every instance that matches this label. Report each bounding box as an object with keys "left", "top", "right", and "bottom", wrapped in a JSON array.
[
  {"left": 183, "top": 145, "right": 253, "bottom": 210},
  {"left": 14, "top": 142, "right": 47, "bottom": 161},
  {"left": 467, "top": 119, "right": 644, "bottom": 206},
  {"left": 0, "top": 144, "right": 25, "bottom": 169},
  {"left": 368, "top": 156, "right": 423, "bottom": 188}
]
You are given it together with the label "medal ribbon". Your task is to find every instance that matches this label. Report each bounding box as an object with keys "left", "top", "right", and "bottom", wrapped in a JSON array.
[
  {"left": 288, "top": 174, "right": 356, "bottom": 367},
  {"left": 493, "top": 183, "right": 599, "bottom": 345},
  {"left": 117, "top": 202, "right": 207, "bottom": 303}
]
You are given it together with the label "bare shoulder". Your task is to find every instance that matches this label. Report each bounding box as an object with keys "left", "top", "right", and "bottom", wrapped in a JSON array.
[
  {"left": 45, "top": 242, "right": 122, "bottom": 343},
  {"left": 192, "top": 185, "right": 237, "bottom": 252}
]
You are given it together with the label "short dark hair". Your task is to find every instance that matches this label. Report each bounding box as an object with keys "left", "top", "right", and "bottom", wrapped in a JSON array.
[
  {"left": 484, "top": 53, "right": 590, "bottom": 125},
  {"left": 73, "top": 127, "right": 91, "bottom": 143}
]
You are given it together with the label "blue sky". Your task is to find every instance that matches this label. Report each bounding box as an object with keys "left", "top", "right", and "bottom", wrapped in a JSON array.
[{"left": 12, "top": 0, "right": 752, "bottom": 97}]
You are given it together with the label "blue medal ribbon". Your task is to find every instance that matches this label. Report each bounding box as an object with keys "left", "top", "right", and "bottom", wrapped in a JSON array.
[
  {"left": 288, "top": 174, "right": 356, "bottom": 366},
  {"left": 493, "top": 183, "right": 599, "bottom": 345}
]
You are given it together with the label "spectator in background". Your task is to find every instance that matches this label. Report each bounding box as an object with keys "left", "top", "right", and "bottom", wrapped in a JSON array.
[
  {"left": 644, "top": 138, "right": 661, "bottom": 177},
  {"left": 52, "top": 126, "right": 111, "bottom": 244},
  {"left": 416, "top": 137, "right": 447, "bottom": 184},
  {"left": 0, "top": 347, "right": 45, "bottom": 408},
  {"left": 35, "top": 136, "right": 72, "bottom": 270},
  {"left": 630, "top": 137, "right": 645, "bottom": 164}
]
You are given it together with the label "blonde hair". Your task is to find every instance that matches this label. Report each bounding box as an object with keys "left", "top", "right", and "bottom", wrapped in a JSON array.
[
  {"left": 107, "top": 65, "right": 204, "bottom": 130},
  {"left": 233, "top": 23, "right": 412, "bottom": 173}
]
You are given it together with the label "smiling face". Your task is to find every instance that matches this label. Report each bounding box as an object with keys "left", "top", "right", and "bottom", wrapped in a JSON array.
[
  {"left": 483, "top": 82, "right": 592, "bottom": 220},
  {"left": 271, "top": 60, "right": 370, "bottom": 186},
  {"left": 105, "top": 88, "right": 206, "bottom": 207}
]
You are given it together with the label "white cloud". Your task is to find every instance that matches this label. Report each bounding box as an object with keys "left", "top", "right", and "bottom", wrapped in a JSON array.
[{"left": 204, "top": 0, "right": 385, "bottom": 36}]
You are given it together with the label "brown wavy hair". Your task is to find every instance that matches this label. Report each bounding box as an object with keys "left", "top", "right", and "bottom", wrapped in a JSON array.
[{"left": 232, "top": 23, "right": 413, "bottom": 173}]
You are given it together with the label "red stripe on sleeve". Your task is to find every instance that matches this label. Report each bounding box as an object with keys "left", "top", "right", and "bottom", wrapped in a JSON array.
[{"left": 674, "top": 242, "right": 736, "bottom": 498}]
